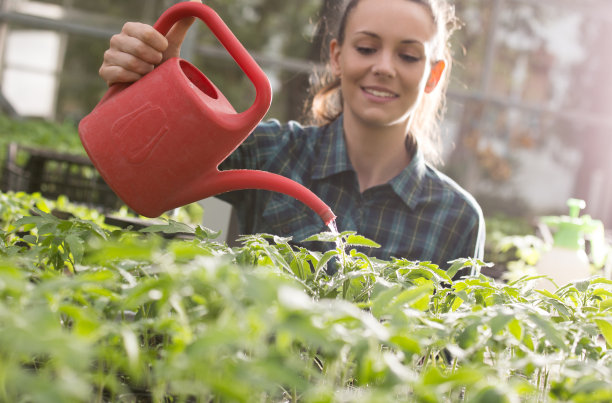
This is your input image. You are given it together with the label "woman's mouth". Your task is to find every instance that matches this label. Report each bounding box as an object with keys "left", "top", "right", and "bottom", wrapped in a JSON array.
[{"left": 362, "top": 87, "right": 399, "bottom": 99}]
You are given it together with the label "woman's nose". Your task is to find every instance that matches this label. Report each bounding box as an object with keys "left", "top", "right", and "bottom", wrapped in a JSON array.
[{"left": 371, "top": 51, "right": 395, "bottom": 78}]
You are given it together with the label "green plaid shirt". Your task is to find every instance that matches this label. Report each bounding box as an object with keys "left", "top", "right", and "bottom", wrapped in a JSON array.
[{"left": 218, "top": 116, "right": 485, "bottom": 268}]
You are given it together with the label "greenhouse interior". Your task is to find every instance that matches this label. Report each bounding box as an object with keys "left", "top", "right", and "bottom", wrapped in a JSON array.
[{"left": 1, "top": 0, "right": 612, "bottom": 401}]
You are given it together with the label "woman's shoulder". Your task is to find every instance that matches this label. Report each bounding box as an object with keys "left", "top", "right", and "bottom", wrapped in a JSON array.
[
  {"left": 422, "top": 164, "right": 486, "bottom": 258},
  {"left": 422, "top": 164, "right": 483, "bottom": 220},
  {"left": 254, "top": 119, "right": 323, "bottom": 141},
  {"left": 239, "top": 119, "right": 325, "bottom": 167}
]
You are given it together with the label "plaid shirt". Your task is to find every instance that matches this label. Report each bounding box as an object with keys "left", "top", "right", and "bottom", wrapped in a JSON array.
[{"left": 218, "top": 116, "right": 485, "bottom": 268}]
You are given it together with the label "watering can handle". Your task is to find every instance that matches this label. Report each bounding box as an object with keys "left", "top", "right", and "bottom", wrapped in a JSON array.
[{"left": 153, "top": 2, "right": 272, "bottom": 126}]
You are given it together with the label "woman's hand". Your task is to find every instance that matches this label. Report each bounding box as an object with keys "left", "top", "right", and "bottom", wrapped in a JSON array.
[{"left": 99, "top": 0, "right": 202, "bottom": 86}]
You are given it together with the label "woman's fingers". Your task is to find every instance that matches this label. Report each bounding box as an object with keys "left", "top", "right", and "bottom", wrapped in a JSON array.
[
  {"left": 163, "top": 0, "right": 202, "bottom": 60},
  {"left": 99, "top": 47, "right": 154, "bottom": 84},
  {"left": 100, "top": 22, "right": 167, "bottom": 85},
  {"left": 162, "top": 17, "right": 196, "bottom": 60},
  {"left": 99, "top": 0, "right": 202, "bottom": 86},
  {"left": 119, "top": 22, "right": 168, "bottom": 60}
]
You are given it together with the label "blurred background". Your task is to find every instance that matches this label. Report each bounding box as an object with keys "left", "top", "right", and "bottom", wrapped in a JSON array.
[{"left": 0, "top": 0, "right": 611, "bottom": 250}]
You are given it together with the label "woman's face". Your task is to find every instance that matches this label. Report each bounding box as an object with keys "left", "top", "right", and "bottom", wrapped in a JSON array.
[{"left": 330, "top": 0, "right": 444, "bottom": 130}]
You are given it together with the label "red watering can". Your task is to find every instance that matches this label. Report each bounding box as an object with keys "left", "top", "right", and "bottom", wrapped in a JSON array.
[{"left": 78, "top": 2, "right": 335, "bottom": 225}]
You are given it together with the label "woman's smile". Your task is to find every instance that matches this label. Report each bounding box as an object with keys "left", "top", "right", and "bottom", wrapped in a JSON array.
[{"left": 361, "top": 86, "right": 399, "bottom": 101}]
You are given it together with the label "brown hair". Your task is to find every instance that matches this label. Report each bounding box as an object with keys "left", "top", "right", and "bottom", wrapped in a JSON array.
[{"left": 307, "top": 0, "right": 459, "bottom": 165}]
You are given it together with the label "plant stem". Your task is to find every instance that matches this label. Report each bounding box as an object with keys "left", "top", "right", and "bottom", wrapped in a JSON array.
[
  {"left": 0, "top": 361, "right": 8, "bottom": 402},
  {"left": 96, "top": 381, "right": 103, "bottom": 403},
  {"left": 343, "top": 279, "right": 349, "bottom": 300},
  {"left": 542, "top": 368, "right": 550, "bottom": 399}
]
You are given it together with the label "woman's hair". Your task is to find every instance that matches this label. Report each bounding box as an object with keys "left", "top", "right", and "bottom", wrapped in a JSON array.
[{"left": 307, "top": 0, "right": 460, "bottom": 165}]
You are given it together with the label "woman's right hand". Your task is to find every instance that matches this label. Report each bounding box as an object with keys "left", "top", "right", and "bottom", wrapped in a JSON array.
[{"left": 99, "top": 0, "right": 202, "bottom": 86}]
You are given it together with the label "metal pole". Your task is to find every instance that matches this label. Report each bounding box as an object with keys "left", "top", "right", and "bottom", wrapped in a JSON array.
[
  {"left": 0, "top": 0, "right": 9, "bottom": 78},
  {"left": 0, "top": 11, "right": 118, "bottom": 38},
  {"left": 0, "top": 0, "right": 19, "bottom": 118},
  {"left": 480, "top": 0, "right": 501, "bottom": 94}
]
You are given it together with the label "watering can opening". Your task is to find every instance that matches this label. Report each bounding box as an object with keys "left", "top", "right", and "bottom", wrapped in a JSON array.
[{"left": 180, "top": 60, "right": 219, "bottom": 100}]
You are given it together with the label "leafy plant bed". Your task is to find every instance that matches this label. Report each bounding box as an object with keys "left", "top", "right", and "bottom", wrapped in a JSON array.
[{"left": 1, "top": 191, "right": 612, "bottom": 402}]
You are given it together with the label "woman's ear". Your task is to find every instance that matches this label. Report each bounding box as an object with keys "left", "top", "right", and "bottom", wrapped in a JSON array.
[
  {"left": 329, "top": 39, "right": 342, "bottom": 77},
  {"left": 424, "top": 60, "right": 446, "bottom": 93}
]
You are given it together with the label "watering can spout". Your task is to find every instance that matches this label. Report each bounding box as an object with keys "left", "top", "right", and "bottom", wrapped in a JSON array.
[{"left": 171, "top": 169, "right": 336, "bottom": 226}]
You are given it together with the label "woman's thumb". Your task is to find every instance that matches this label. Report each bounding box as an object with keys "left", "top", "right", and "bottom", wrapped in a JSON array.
[{"left": 163, "top": 0, "right": 202, "bottom": 60}]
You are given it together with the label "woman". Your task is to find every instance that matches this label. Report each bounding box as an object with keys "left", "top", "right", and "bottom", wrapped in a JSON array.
[{"left": 99, "top": 0, "right": 485, "bottom": 268}]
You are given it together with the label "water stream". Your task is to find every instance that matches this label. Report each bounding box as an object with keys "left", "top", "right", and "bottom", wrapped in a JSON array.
[
  {"left": 326, "top": 218, "right": 349, "bottom": 270},
  {"left": 326, "top": 219, "right": 339, "bottom": 235}
]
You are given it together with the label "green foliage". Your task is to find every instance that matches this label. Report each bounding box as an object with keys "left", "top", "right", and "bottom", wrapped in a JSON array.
[
  {"left": 0, "top": 115, "right": 84, "bottom": 174},
  {"left": 0, "top": 192, "right": 106, "bottom": 230},
  {"left": 1, "top": 191, "right": 611, "bottom": 402},
  {"left": 0, "top": 115, "right": 82, "bottom": 153}
]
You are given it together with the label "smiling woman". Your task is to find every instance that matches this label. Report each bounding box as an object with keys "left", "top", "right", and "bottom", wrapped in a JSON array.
[
  {"left": 311, "top": 0, "right": 457, "bottom": 165},
  {"left": 97, "top": 0, "right": 484, "bottom": 269},
  {"left": 327, "top": 0, "right": 445, "bottom": 191}
]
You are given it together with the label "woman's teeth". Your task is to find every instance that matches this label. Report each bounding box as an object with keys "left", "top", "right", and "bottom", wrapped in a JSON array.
[{"left": 364, "top": 88, "right": 396, "bottom": 98}]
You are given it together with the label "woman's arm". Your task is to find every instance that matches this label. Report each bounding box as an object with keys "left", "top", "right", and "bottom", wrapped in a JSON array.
[{"left": 99, "top": 0, "right": 202, "bottom": 86}]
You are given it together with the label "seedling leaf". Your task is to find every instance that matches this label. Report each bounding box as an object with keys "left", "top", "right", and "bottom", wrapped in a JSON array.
[
  {"left": 345, "top": 234, "right": 381, "bottom": 248},
  {"left": 595, "top": 319, "right": 612, "bottom": 348}
]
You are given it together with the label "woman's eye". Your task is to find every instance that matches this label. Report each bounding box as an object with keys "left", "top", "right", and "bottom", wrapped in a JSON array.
[
  {"left": 400, "top": 54, "right": 420, "bottom": 62},
  {"left": 356, "top": 46, "right": 376, "bottom": 55}
]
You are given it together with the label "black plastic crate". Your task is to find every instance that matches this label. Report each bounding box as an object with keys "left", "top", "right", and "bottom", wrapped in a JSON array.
[{"left": 1, "top": 142, "right": 123, "bottom": 211}]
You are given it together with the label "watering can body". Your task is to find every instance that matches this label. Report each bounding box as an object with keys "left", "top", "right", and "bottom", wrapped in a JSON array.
[{"left": 78, "top": 2, "right": 335, "bottom": 224}]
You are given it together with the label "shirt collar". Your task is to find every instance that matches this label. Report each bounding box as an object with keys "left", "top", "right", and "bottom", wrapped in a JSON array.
[
  {"left": 389, "top": 147, "right": 426, "bottom": 210},
  {"left": 312, "top": 115, "right": 427, "bottom": 210}
]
